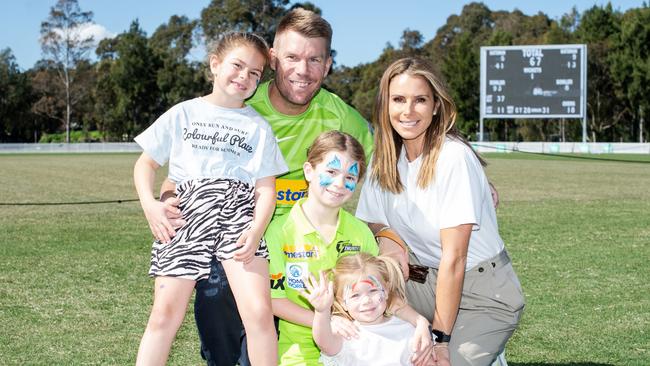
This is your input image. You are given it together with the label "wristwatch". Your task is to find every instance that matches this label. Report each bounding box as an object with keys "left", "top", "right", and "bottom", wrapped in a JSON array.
[{"left": 430, "top": 327, "right": 452, "bottom": 343}]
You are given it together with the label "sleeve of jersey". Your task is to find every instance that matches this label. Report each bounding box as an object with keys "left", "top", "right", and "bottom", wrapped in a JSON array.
[
  {"left": 437, "top": 145, "right": 484, "bottom": 231},
  {"left": 256, "top": 123, "right": 289, "bottom": 179},
  {"left": 265, "top": 227, "right": 287, "bottom": 299},
  {"left": 340, "top": 107, "right": 374, "bottom": 162},
  {"left": 133, "top": 109, "right": 173, "bottom": 166}
]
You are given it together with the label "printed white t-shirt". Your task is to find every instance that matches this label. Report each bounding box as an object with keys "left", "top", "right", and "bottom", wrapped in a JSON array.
[
  {"left": 320, "top": 316, "right": 415, "bottom": 366},
  {"left": 356, "top": 137, "right": 504, "bottom": 270},
  {"left": 135, "top": 97, "right": 288, "bottom": 185}
]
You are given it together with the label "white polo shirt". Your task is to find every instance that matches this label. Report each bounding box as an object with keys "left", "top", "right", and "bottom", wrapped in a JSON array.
[{"left": 356, "top": 137, "right": 504, "bottom": 270}]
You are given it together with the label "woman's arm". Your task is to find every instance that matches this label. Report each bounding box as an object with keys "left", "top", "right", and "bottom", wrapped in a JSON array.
[
  {"left": 233, "top": 176, "right": 276, "bottom": 263},
  {"left": 433, "top": 224, "right": 472, "bottom": 336}
]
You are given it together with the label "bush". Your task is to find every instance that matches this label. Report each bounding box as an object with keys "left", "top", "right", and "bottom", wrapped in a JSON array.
[{"left": 39, "top": 130, "right": 104, "bottom": 143}]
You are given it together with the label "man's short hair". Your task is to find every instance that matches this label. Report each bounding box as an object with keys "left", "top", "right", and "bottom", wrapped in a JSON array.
[{"left": 275, "top": 8, "right": 333, "bottom": 55}]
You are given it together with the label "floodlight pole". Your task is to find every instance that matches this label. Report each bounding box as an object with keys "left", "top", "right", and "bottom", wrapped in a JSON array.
[{"left": 582, "top": 45, "right": 588, "bottom": 143}]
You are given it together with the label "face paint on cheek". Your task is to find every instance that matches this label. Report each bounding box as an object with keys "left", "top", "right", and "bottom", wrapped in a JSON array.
[
  {"left": 319, "top": 173, "right": 334, "bottom": 187},
  {"left": 344, "top": 180, "right": 357, "bottom": 192},
  {"left": 344, "top": 162, "right": 359, "bottom": 192},
  {"left": 348, "top": 162, "right": 359, "bottom": 177}
]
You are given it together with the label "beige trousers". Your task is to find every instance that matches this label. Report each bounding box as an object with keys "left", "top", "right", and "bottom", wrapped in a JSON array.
[{"left": 406, "top": 250, "right": 525, "bottom": 366}]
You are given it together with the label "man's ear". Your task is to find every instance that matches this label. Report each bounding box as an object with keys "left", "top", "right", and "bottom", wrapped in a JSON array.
[
  {"left": 269, "top": 48, "right": 278, "bottom": 72},
  {"left": 323, "top": 56, "right": 333, "bottom": 77}
]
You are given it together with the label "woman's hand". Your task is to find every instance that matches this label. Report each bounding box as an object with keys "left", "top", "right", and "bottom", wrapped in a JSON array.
[
  {"left": 433, "top": 343, "right": 450, "bottom": 366},
  {"left": 330, "top": 315, "right": 359, "bottom": 340},
  {"left": 302, "top": 271, "right": 334, "bottom": 313}
]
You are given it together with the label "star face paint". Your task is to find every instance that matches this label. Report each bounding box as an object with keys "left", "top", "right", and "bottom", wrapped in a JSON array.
[
  {"left": 326, "top": 155, "right": 342, "bottom": 170},
  {"left": 344, "top": 162, "right": 359, "bottom": 192}
]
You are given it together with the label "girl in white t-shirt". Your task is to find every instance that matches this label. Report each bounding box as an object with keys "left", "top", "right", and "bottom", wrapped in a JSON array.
[
  {"left": 303, "top": 253, "right": 433, "bottom": 366},
  {"left": 133, "top": 32, "right": 286, "bottom": 365}
]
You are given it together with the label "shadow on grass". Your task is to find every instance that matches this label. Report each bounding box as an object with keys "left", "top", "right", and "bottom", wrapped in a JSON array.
[{"left": 509, "top": 363, "right": 614, "bottom": 366}]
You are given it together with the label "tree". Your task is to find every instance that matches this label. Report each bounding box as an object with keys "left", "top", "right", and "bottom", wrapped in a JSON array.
[
  {"left": 38, "top": 0, "right": 94, "bottom": 143},
  {"left": 200, "top": 0, "right": 290, "bottom": 44},
  {"left": 96, "top": 21, "right": 160, "bottom": 140},
  {"left": 610, "top": 6, "right": 650, "bottom": 142},
  {"left": 150, "top": 15, "right": 207, "bottom": 109},
  {"left": 0, "top": 49, "right": 35, "bottom": 142}
]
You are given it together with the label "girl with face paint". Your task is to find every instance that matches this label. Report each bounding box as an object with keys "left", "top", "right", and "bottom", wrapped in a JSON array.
[
  {"left": 265, "top": 131, "right": 433, "bottom": 365},
  {"left": 302, "top": 253, "right": 431, "bottom": 365}
]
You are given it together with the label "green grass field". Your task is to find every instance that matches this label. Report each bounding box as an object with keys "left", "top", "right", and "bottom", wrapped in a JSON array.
[{"left": 1, "top": 152, "right": 649, "bottom": 365}]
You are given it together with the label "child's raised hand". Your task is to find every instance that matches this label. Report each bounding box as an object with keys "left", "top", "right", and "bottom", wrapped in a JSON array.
[
  {"left": 233, "top": 229, "right": 262, "bottom": 264},
  {"left": 142, "top": 199, "right": 177, "bottom": 243},
  {"left": 302, "top": 271, "right": 334, "bottom": 313}
]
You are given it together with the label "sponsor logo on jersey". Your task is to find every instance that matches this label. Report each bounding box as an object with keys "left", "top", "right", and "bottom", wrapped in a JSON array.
[
  {"left": 286, "top": 262, "right": 309, "bottom": 290},
  {"left": 276, "top": 179, "right": 308, "bottom": 205},
  {"left": 336, "top": 240, "right": 361, "bottom": 254},
  {"left": 270, "top": 272, "right": 285, "bottom": 290},
  {"left": 283, "top": 244, "right": 320, "bottom": 259}
]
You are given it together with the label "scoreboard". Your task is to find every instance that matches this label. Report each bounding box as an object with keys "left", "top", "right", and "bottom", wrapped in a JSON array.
[{"left": 480, "top": 44, "right": 587, "bottom": 119}]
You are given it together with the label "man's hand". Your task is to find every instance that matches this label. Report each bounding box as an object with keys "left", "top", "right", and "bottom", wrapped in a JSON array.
[
  {"left": 141, "top": 199, "right": 177, "bottom": 243},
  {"left": 161, "top": 195, "right": 186, "bottom": 230},
  {"left": 489, "top": 181, "right": 499, "bottom": 209}
]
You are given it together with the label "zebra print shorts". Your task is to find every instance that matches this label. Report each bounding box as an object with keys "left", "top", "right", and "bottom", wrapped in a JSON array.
[{"left": 149, "top": 178, "right": 269, "bottom": 281}]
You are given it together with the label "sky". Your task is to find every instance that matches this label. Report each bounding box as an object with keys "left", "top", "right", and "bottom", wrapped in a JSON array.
[{"left": 0, "top": 0, "right": 644, "bottom": 70}]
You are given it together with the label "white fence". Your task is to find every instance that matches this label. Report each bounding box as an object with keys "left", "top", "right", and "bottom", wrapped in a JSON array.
[
  {"left": 1, "top": 142, "right": 649, "bottom": 154},
  {"left": 0, "top": 143, "right": 141, "bottom": 154},
  {"left": 471, "top": 142, "right": 650, "bottom": 154}
]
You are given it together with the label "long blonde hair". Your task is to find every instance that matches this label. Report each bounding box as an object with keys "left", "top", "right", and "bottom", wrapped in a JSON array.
[
  {"left": 329, "top": 253, "right": 406, "bottom": 321},
  {"left": 371, "top": 57, "right": 485, "bottom": 194}
]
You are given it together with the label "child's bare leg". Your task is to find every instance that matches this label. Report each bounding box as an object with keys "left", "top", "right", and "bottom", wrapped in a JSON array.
[
  {"left": 136, "top": 276, "right": 195, "bottom": 366},
  {"left": 222, "top": 258, "right": 277, "bottom": 366}
]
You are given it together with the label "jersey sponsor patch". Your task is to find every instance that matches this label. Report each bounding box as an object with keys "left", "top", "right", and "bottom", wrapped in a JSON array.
[
  {"left": 270, "top": 272, "right": 285, "bottom": 290},
  {"left": 276, "top": 179, "right": 308, "bottom": 205},
  {"left": 283, "top": 244, "right": 320, "bottom": 259},
  {"left": 336, "top": 240, "right": 361, "bottom": 254},
  {"left": 285, "top": 262, "right": 309, "bottom": 290}
]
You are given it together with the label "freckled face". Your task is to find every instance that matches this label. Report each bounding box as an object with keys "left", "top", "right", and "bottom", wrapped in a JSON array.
[{"left": 304, "top": 151, "right": 360, "bottom": 209}]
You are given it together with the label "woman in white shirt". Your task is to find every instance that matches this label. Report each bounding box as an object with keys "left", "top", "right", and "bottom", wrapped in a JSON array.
[{"left": 356, "top": 57, "right": 524, "bottom": 366}]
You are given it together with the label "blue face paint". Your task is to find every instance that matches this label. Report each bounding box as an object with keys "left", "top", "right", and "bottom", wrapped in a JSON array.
[
  {"left": 343, "top": 162, "right": 359, "bottom": 192},
  {"left": 348, "top": 162, "right": 359, "bottom": 177},
  {"left": 326, "top": 155, "right": 342, "bottom": 170},
  {"left": 345, "top": 180, "right": 357, "bottom": 192},
  {"left": 319, "top": 173, "right": 334, "bottom": 187}
]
